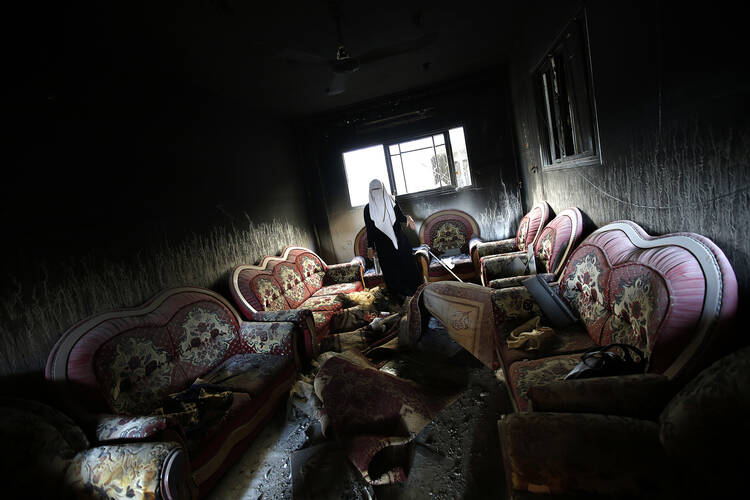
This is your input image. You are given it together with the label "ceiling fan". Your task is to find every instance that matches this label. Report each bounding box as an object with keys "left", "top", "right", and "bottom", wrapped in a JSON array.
[{"left": 279, "top": 2, "right": 438, "bottom": 96}]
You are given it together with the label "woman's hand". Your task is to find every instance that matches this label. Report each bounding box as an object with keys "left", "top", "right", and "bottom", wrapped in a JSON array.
[{"left": 407, "top": 215, "right": 416, "bottom": 230}]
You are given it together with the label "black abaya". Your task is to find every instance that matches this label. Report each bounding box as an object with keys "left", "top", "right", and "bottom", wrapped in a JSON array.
[{"left": 364, "top": 203, "right": 421, "bottom": 297}]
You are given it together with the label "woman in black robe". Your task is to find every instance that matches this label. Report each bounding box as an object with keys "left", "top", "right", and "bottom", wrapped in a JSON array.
[{"left": 364, "top": 179, "right": 422, "bottom": 298}]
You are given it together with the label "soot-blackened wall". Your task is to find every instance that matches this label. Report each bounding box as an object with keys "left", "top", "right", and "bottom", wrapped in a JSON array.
[{"left": 509, "top": 2, "right": 749, "bottom": 324}]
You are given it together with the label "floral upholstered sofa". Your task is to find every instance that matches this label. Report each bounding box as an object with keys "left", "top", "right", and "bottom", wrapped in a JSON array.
[
  {"left": 417, "top": 209, "right": 482, "bottom": 282},
  {"left": 479, "top": 207, "right": 583, "bottom": 288},
  {"left": 490, "top": 220, "right": 738, "bottom": 412},
  {"left": 45, "top": 287, "right": 299, "bottom": 499},
  {"left": 471, "top": 201, "right": 552, "bottom": 278},
  {"left": 2, "top": 397, "right": 192, "bottom": 499},
  {"left": 229, "top": 246, "right": 365, "bottom": 359}
]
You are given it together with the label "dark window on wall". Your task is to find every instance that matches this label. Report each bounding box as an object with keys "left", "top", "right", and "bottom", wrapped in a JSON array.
[
  {"left": 342, "top": 127, "right": 472, "bottom": 207},
  {"left": 535, "top": 11, "right": 600, "bottom": 169}
]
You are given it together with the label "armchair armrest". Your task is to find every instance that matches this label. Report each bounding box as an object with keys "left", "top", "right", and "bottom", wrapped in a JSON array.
[
  {"left": 488, "top": 273, "right": 556, "bottom": 290},
  {"left": 66, "top": 441, "right": 195, "bottom": 500},
  {"left": 94, "top": 414, "right": 185, "bottom": 443},
  {"left": 481, "top": 251, "right": 532, "bottom": 283},
  {"left": 324, "top": 260, "right": 364, "bottom": 286},
  {"left": 249, "top": 309, "right": 316, "bottom": 363},
  {"left": 528, "top": 374, "right": 676, "bottom": 419},
  {"left": 498, "top": 412, "right": 667, "bottom": 497},
  {"left": 475, "top": 238, "right": 517, "bottom": 259}
]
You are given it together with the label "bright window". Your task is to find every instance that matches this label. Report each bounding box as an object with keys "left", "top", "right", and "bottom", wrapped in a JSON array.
[{"left": 343, "top": 127, "right": 472, "bottom": 207}]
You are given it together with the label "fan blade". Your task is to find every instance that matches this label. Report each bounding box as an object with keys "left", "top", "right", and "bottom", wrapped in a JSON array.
[
  {"left": 358, "top": 32, "right": 438, "bottom": 65},
  {"left": 327, "top": 71, "right": 349, "bottom": 96}
]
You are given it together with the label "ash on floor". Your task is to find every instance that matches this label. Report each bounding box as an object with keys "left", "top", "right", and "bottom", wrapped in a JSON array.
[{"left": 207, "top": 318, "right": 512, "bottom": 500}]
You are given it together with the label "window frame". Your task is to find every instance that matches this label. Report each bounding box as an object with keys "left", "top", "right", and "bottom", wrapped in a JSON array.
[
  {"left": 534, "top": 9, "right": 601, "bottom": 171},
  {"left": 343, "top": 125, "right": 473, "bottom": 207}
]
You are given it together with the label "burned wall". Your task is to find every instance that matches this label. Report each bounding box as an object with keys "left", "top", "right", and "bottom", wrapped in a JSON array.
[
  {"left": 299, "top": 69, "right": 523, "bottom": 263},
  {"left": 508, "top": 1, "right": 750, "bottom": 324},
  {"left": 1, "top": 5, "right": 314, "bottom": 378}
]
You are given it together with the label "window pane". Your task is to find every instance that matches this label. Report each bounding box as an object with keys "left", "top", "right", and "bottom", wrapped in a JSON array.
[
  {"left": 389, "top": 144, "right": 400, "bottom": 155},
  {"left": 399, "top": 148, "right": 443, "bottom": 193},
  {"left": 434, "top": 144, "right": 449, "bottom": 186},
  {"left": 343, "top": 145, "right": 389, "bottom": 207},
  {"left": 398, "top": 136, "right": 434, "bottom": 153},
  {"left": 433, "top": 134, "right": 445, "bottom": 146},
  {"left": 448, "top": 127, "right": 472, "bottom": 188},
  {"left": 391, "top": 155, "right": 407, "bottom": 194}
]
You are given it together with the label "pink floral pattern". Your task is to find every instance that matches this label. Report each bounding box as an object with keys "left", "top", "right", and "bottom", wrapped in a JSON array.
[
  {"left": 106, "top": 337, "right": 174, "bottom": 414},
  {"left": 177, "top": 307, "right": 236, "bottom": 368},
  {"left": 314, "top": 282, "right": 363, "bottom": 296},
  {"left": 508, "top": 355, "right": 581, "bottom": 411},
  {"left": 298, "top": 254, "right": 325, "bottom": 291},
  {"left": 561, "top": 250, "right": 608, "bottom": 340},
  {"left": 240, "top": 321, "right": 294, "bottom": 355},
  {"left": 277, "top": 264, "right": 308, "bottom": 307},
  {"left": 95, "top": 415, "right": 173, "bottom": 441},
  {"left": 253, "top": 276, "right": 288, "bottom": 311},
  {"left": 536, "top": 231, "right": 554, "bottom": 273},
  {"left": 301, "top": 294, "right": 343, "bottom": 312}
]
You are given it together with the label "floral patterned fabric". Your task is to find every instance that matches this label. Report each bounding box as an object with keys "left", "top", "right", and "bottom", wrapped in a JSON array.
[
  {"left": 273, "top": 262, "right": 310, "bottom": 309},
  {"left": 481, "top": 251, "right": 533, "bottom": 282},
  {"left": 95, "top": 333, "right": 178, "bottom": 415},
  {"left": 559, "top": 247, "right": 610, "bottom": 343},
  {"left": 507, "top": 354, "right": 582, "bottom": 411},
  {"left": 251, "top": 275, "right": 290, "bottom": 311},
  {"left": 430, "top": 221, "right": 469, "bottom": 255},
  {"left": 301, "top": 294, "right": 344, "bottom": 312},
  {"left": 601, "top": 266, "right": 669, "bottom": 357},
  {"left": 195, "top": 353, "right": 292, "bottom": 396},
  {"left": 95, "top": 415, "right": 175, "bottom": 442},
  {"left": 176, "top": 307, "right": 237, "bottom": 369},
  {"left": 491, "top": 286, "right": 542, "bottom": 324},
  {"left": 239, "top": 321, "right": 295, "bottom": 355},
  {"left": 65, "top": 441, "right": 181, "bottom": 500},
  {"left": 535, "top": 231, "right": 555, "bottom": 273},
  {"left": 313, "top": 282, "right": 364, "bottom": 296},
  {"left": 324, "top": 262, "right": 363, "bottom": 285},
  {"left": 296, "top": 253, "right": 326, "bottom": 294},
  {"left": 475, "top": 238, "right": 517, "bottom": 258}
]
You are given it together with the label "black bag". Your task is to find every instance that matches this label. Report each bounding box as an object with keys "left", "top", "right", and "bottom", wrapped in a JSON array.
[{"left": 564, "top": 343, "right": 647, "bottom": 380}]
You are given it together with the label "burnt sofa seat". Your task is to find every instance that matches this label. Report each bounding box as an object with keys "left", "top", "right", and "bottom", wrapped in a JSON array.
[
  {"left": 1, "top": 397, "right": 192, "bottom": 500},
  {"left": 353, "top": 226, "right": 385, "bottom": 289},
  {"left": 480, "top": 207, "right": 583, "bottom": 288},
  {"left": 229, "top": 245, "right": 365, "bottom": 360},
  {"left": 45, "top": 287, "right": 299, "bottom": 499},
  {"left": 471, "top": 201, "right": 552, "bottom": 277},
  {"left": 491, "top": 220, "right": 738, "bottom": 412},
  {"left": 418, "top": 209, "right": 481, "bottom": 282},
  {"left": 498, "top": 345, "right": 750, "bottom": 498}
]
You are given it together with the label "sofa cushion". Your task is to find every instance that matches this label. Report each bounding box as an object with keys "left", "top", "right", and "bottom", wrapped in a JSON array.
[
  {"left": 507, "top": 354, "right": 582, "bottom": 411},
  {"left": 301, "top": 294, "right": 344, "bottom": 312},
  {"left": 499, "top": 324, "right": 596, "bottom": 368},
  {"left": 291, "top": 250, "right": 327, "bottom": 295},
  {"left": 239, "top": 321, "right": 295, "bottom": 356},
  {"left": 251, "top": 274, "right": 291, "bottom": 312},
  {"left": 314, "top": 282, "right": 364, "bottom": 296},
  {"left": 195, "top": 353, "right": 293, "bottom": 397},
  {"left": 272, "top": 261, "right": 310, "bottom": 309}
]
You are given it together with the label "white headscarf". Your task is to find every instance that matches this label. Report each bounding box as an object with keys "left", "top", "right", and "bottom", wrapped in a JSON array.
[{"left": 368, "top": 179, "right": 399, "bottom": 249}]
